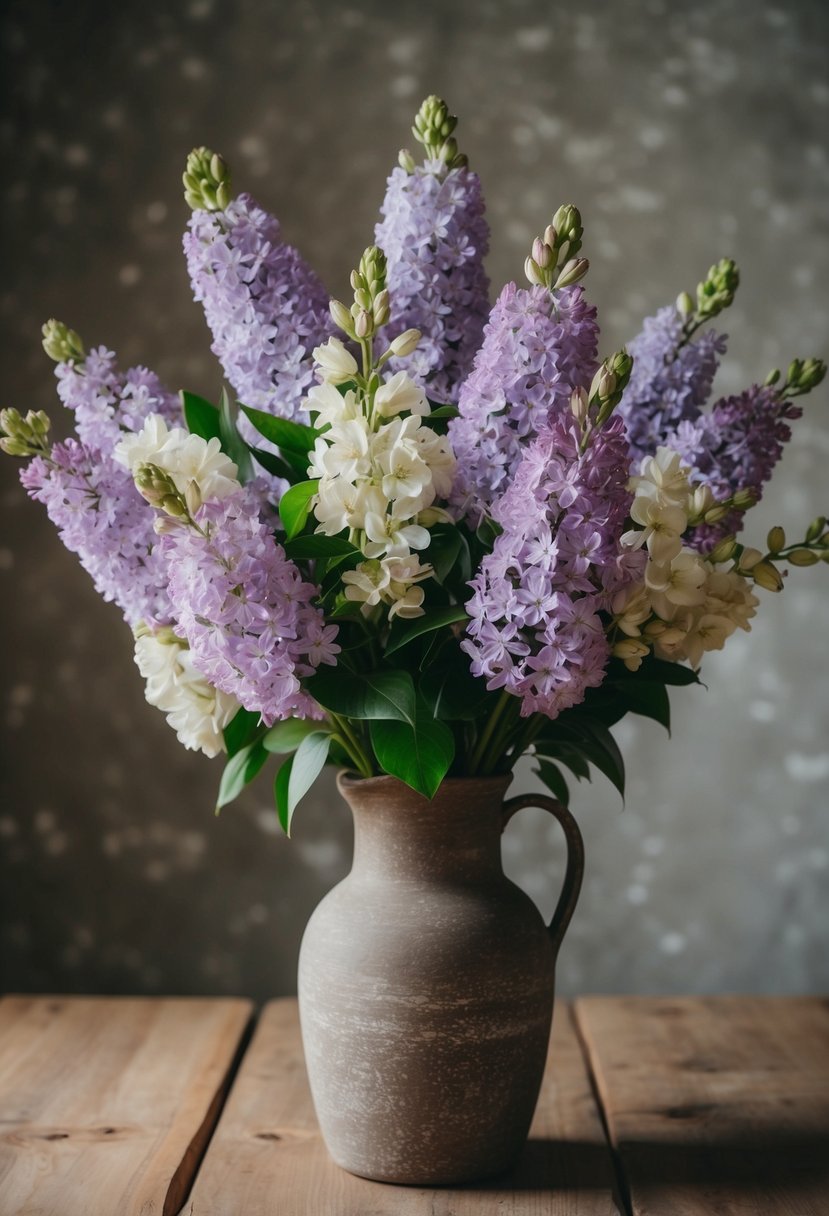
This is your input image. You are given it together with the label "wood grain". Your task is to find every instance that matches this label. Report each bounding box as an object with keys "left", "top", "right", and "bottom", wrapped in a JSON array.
[
  {"left": 574, "top": 996, "right": 829, "bottom": 1216},
  {"left": 187, "top": 998, "right": 622, "bottom": 1215},
  {"left": 0, "top": 995, "right": 252, "bottom": 1216}
]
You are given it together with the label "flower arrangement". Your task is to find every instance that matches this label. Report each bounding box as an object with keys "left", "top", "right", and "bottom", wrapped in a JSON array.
[{"left": 4, "top": 96, "right": 826, "bottom": 833}]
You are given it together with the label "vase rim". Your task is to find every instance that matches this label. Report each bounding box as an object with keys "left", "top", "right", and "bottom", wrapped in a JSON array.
[{"left": 336, "top": 769, "right": 514, "bottom": 794}]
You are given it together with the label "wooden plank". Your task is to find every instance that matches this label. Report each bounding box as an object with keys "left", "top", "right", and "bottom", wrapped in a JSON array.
[
  {"left": 574, "top": 996, "right": 829, "bottom": 1216},
  {"left": 188, "top": 998, "right": 622, "bottom": 1215},
  {"left": 0, "top": 995, "right": 252, "bottom": 1216}
]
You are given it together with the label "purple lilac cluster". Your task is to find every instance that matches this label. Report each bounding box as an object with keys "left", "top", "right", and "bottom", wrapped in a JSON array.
[
  {"left": 184, "top": 193, "right": 332, "bottom": 424},
  {"left": 19, "top": 440, "right": 171, "bottom": 628},
  {"left": 670, "top": 384, "right": 803, "bottom": 548},
  {"left": 463, "top": 413, "right": 639, "bottom": 719},
  {"left": 448, "top": 282, "right": 599, "bottom": 523},
  {"left": 160, "top": 487, "right": 339, "bottom": 724},
  {"left": 55, "top": 346, "right": 181, "bottom": 451},
  {"left": 617, "top": 306, "right": 726, "bottom": 462},
  {"left": 375, "top": 160, "right": 490, "bottom": 404}
]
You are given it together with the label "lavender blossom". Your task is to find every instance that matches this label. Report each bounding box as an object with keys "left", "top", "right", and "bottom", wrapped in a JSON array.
[
  {"left": 55, "top": 345, "right": 181, "bottom": 452},
  {"left": 160, "top": 487, "right": 338, "bottom": 724},
  {"left": 19, "top": 439, "right": 171, "bottom": 628},
  {"left": 184, "top": 192, "right": 332, "bottom": 424},
  {"left": 448, "top": 282, "right": 599, "bottom": 523},
  {"left": 670, "top": 384, "right": 803, "bottom": 547},
  {"left": 375, "top": 159, "right": 490, "bottom": 404},
  {"left": 617, "top": 305, "right": 726, "bottom": 462},
  {"left": 463, "top": 413, "right": 639, "bottom": 719}
]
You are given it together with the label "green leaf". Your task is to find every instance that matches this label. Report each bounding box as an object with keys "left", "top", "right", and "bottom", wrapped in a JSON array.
[
  {"left": 384, "top": 605, "right": 468, "bottom": 657},
  {"left": 219, "top": 388, "right": 253, "bottom": 482},
  {"left": 284, "top": 534, "right": 360, "bottom": 561},
  {"left": 573, "top": 719, "right": 626, "bottom": 798},
  {"left": 629, "top": 656, "right": 701, "bottom": 686},
  {"left": 426, "top": 404, "right": 460, "bottom": 420},
  {"left": 278, "top": 731, "right": 331, "bottom": 836},
  {"left": 274, "top": 755, "right": 293, "bottom": 833},
  {"left": 222, "top": 707, "right": 263, "bottom": 758},
  {"left": 240, "top": 405, "right": 317, "bottom": 475},
  {"left": 181, "top": 390, "right": 222, "bottom": 442},
  {"left": 279, "top": 479, "right": 319, "bottom": 540},
  {"left": 263, "top": 718, "right": 324, "bottom": 754},
  {"left": 216, "top": 739, "right": 269, "bottom": 811},
  {"left": 536, "top": 760, "right": 570, "bottom": 807},
  {"left": 619, "top": 681, "right": 671, "bottom": 732},
  {"left": 370, "top": 704, "right": 454, "bottom": 798},
  {"left": 427, "top": 525, "right": 464, "bottom": 585},
  {"left": 476, "top": 516, "right": 503, "bottom": 549},
  {"left": 250, "top": 446, "right": 296, "bottom": 484},
  {"left": 533, "top": 739, "right": 591, "bottom": 782},
  {"left": 305, "top": 667, "right": 416, "bottom": 725},
  {"left": 420, "top": 652, "right": 490, "bottom": 721}
]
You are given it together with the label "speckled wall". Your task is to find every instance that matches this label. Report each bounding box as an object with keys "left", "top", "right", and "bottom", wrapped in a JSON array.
[{"left": 1, "top": 0, "right": 827, "bottom": 1002}]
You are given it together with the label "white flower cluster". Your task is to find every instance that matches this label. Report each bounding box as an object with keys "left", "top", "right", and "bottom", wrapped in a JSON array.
[
  {"left": 305, "top": 336, "right": 455, "bottom": 619},
  {"left": 114, "top": 415, "right": 240, "bottom": 509},
  {"left": 134, "top": 626, "right": 238, "bottom": 757},
  {"left": 613, "top": 448, "right": 758, "bottom": 670}
]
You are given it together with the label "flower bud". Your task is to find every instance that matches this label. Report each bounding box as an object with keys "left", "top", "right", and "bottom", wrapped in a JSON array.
[
  {"left": 766, "top": 526, "right": 785, "bottom": 553},
  {"left": 805, "top": 515, "right": 826, "bottom": 543},
  {"left": 398, "top": 148, "right": 416, "bottom": 174},
  {"left": 543, "top": 224, "right": 557, "bottom": 248},
  {"left": 553, "top": 257, "right": 589, "bottom": 289},
  {"left": 183, "top": 146, "right": 232, "bottom": 212},
  {"left": 787, "top": 548, "right": 819, "bottom": 567},
  {"left": 551, "top": 203, "right": 583, "bottom": 254},
  {"left": 354, "top": 309, "right": 372, "bottom": 339},
  {"left": 42, "top": 319, "right": 85, "bottom": 365},
  {"left": 524, "top": 255, "right": 544, "bottom": 287},
  {"left": 390, "top": 328, "right": 421, "bottom": 357},
  {"left": 329, "top": 299, "right": 354, "bottom": 335},
  {"left": 708, "top": 536, "right": 737, "bottom": 564},
  {"left": 532, "top": 237, "right": 553, "bottom": 268},
  {"left": 732, "top": 488, "right": 756, "bottom": 510},
  {"left": 570, "top": 387, "right": 588, "bottom": 424},
  {"left": 0, "top": 436, "right": 31, "bottom": 457},
  {"left": 184, "top": 479, "right": 202, "bottom": 516},
  {"left": 764, "top": 368, "right": 781, "bottom": 387},
  {"left": 696, "top": 257, "right": 740, "bottom": 320},
  {"left": 27, "top": 410, "right": 51, "bottom": 437},
  {"left": 373, "top": 289, "right": 390, "bottom": 327},
  {"left": 703, "top": 504, "right": 730, "bottom": 524},
  {"left": 676, "top": 291, "right": 694, "bottom": 318},
  {"left": 737, "top": 546, "right": 763, "bottom": 572},
  {"left": 752, "top": 560, "right": 784, "bottom": 592}
]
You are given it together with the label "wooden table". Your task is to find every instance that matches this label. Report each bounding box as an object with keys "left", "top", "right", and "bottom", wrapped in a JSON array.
[{"left": 1, "top": 996, "right": 827, "bottom": 1215}]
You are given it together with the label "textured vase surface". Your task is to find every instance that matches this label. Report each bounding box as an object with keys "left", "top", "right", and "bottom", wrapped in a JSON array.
[{"left": 298, "top": 772, "right": 584, "bottom": 1185}]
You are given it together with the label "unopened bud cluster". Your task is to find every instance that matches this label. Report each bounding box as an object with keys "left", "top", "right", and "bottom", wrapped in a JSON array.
[
  {"left": 404, "top": 95, "right": 468, "bottom": 171},
  {"left": 42, "top": 320, "right": 85, "bottom": 365},
  {"left": 183, "top": 147, "right": 232, "bottom": 212},
  {"left": 135, "top": 462, "right": 192, "bottom": 520},
  {"left": 524, "top": 203, "right": 588, "bottom": 291},
  {"left": 0, "top": 407, "right": 52, "bottom": 458},
  {"left": 574, "top": 349, "right": 633, "bottom": 449},
  {"left": 676, "top": 258, "right": 740, "bottom": 345},
  {"left": 330, "top": 245, "right": 389, "bottom": 343}
]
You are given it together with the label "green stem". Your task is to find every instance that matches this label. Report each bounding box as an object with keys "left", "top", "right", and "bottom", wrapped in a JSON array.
[
  {"left": 468, "top": 690, "right": 513, "bottom": 775},
  {"left": 330, "top": 712, "right": 374, "bottom": 778}
]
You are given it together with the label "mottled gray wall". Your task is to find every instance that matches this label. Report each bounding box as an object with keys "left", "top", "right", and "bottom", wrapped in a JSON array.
[{"left": 1, "top": 0, "right": 827, "bottom": 1001}]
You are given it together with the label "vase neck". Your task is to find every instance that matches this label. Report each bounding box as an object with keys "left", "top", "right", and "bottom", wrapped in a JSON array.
[{"left": 339, "top": 774, "right": 513, "bottom": 884}]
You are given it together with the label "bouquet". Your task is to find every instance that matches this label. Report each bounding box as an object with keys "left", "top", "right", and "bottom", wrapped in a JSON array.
[{"left": 4, "top": 96, "right": 826, "bottom": 834}]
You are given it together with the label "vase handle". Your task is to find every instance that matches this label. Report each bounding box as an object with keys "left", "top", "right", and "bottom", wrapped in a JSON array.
[{"left": 501, "top": 794, "right": 585, "bottom": 958}]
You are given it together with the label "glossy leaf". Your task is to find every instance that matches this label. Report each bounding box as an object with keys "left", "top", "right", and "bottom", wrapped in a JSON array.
[
  {"left": 420, "top": 653, "right": 490, "bottom": 721},
  {"left": 216, "top": 739, "right": 269, "bottom": 811},
  {"left": 384, "top": 605, "right": 468, "bottom": 657},
  {"left": 250, "top": 446, "right": 296, "bottom": 484},
  {"left": 181, "top": 390, "right": 222, "bottom": 442},
  {"left": 218, "top": 388, "right": 253, "bottom": 482},
  {"left": 240, "top": 405, "right": 316, "bottom": 475},
  {"left": 427, "top": 525, "right": 464, "bottom": 585},
  {"left": 533, "top": 739, "right": 590, "bottom": 782},
  {"left": 222, "top": 707, "right": 263, "bottom": 758},
  {"left": 279, "top": 479, "right": 319, "bottom": 540},
  {"left": 370, "top": 705, "right": 454, "bottom": 798},
  {"left": 306, "top": 666, "right": 416, "bottom": 725},
  {"left": 536, "top": 760, "right": 570, "bottom": 807},
  {"left": 619, "top": 681, "right": 671, "bottom": 732},
  {"left": 263, "top": 718, "right": 324, "bottom": 754},
  {"left": 284, "top": 534, "right": 360, "bottom": 561},
  {"left": 280, "top": 731, "right": 331, "bottom": 835}
]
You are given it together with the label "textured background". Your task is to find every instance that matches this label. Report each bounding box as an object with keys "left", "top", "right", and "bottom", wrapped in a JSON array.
[{"left": 1, "top": 0, "right": 827, "bottom": 1001}]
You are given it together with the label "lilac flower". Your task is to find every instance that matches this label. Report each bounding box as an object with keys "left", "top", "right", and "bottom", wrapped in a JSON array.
[
  {"left": 55, "top": 346, "right": 181, "bottom": 452},
  {"left": 617, "top": 305, "right": 726, "bottom": 462},
  {"left": 184, "top": 193, "right": 332, "bottom": 424},
  {"left": 448, "top": 282, "right": 599, "bottom": 523},
  {"left": 19, "top": 439, "right": 171, "bottom": 628},
  {"left": 670, "top": 384, "right": 803, "bottom": 547},
  {"left": 463, "top": 413, "right": 640, "bottom": 719},
  {"left": 375, "top": 159, "right": 490, "bottom": 404},
  {"left": 160, "top": 487, "right": 338, "bottom": 724}
]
